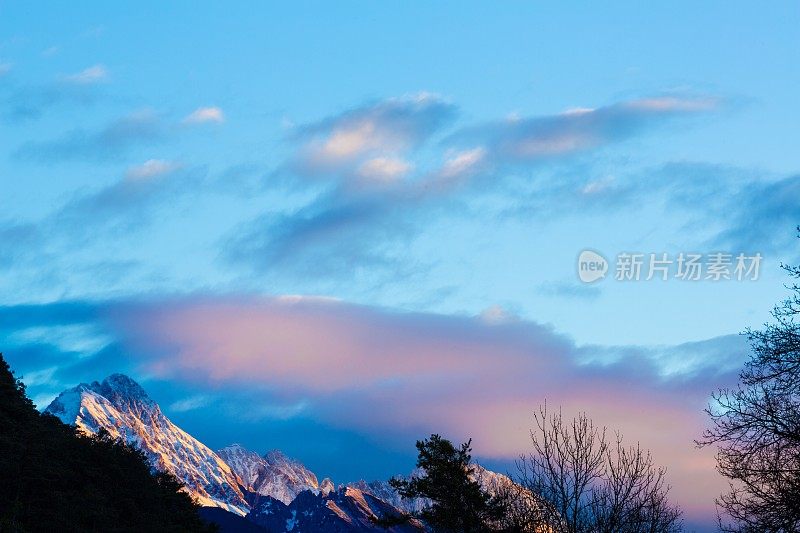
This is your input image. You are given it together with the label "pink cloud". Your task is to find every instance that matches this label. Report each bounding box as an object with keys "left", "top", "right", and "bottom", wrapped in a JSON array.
[{"left": 290, "top": 94, "right": 456, "bottom": 181}]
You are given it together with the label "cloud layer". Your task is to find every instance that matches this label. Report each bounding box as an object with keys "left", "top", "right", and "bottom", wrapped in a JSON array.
[
  {"left": 1, "top": 295, "right": 747, "bottom": 521},
  {"left": 447, "top": 96, "right": 717, "bottom": 166}
]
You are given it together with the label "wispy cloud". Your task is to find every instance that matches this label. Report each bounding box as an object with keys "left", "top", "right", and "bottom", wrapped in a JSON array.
[
  {"left": 52, "top": 164, "right": 197, "bottom": 230},
  {"left": 537, "top": 281, "right": 601, "bottom": 300},
  {"left": 225, "top": 192, "right": 417, "bottom": 279},
  {"left": 598, "top": 161, "right": 800, "bottom": 256},
  {"left": 169, "top": 394, "right": 211, "bottom": 413},
  {"left": 711, "top": 174, "right": 800, "bottom": 254},
  {"left": 447, "top": 96, "right": 719, "bottom": 167},
  {"left": 356, "top": 156, "right": 412, "bottom": 183},
  {"left": 1, "top": 79, "right": 104, "bottom": 122},
  {"left": 61, "top": 64, "right": 108, "bottom": 85},
  {"left": 224, "top": 94, "right": 460, "bottom": 279},
  {"left": 226, "top": 94, "right": 719, "bottom": 280},
  {"left": 126, "top": 159, "right": 182, "bottom": 181},
  {"left": 183, "top": 106, "right": 224, "bottom": 125},
  {"left": 289, "top": 93, "right": 456, "bottom": 181},
  {"left": 0, "top": 161, "right": 201, "bottom": 275},
  {"left": 5, "top": 91, "right": 739, "bottom": 294},
  {"left": 14, "top": 109, "right": 162, "bottom": 162},
  {"left": 438, "top": 147, "right": 487, "bottom": 180}
]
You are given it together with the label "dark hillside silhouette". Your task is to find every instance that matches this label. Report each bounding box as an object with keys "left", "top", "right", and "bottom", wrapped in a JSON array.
[{"left": 0, "top": 353, "right": 216, "bottom": 532}]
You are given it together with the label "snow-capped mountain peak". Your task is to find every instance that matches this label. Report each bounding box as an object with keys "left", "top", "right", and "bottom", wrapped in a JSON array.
[{"left": 45, "top": 375, "right": 249, "bottom": 516}]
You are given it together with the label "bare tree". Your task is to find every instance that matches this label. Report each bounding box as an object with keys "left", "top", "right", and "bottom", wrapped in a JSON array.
[
  {"left": 698, "top": 260, "right": 800, "bottom": 532},
  {"left": 479, "top": 470, "right": 550, "bottom": 533},
  {"left": 515, "top": 404, "right": 682, "bottom": 533}
]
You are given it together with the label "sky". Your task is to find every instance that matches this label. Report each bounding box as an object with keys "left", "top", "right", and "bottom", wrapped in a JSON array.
[{"left": 2, "top": 2, "right": 799, "bottom": 529}]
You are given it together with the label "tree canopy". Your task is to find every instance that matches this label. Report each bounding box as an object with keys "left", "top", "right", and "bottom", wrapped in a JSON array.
[{"left": 699, "top": 261, "right": 800, "bottom": 532}]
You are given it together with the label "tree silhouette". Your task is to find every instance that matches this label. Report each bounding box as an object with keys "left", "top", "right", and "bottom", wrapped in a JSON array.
[
  {"left": 390, "top": 434, "right": 508, "bottom": 532},
  {"left": 516, "top": 405, "right": 682, "bottom": 533},
  {"left": 698, "top": 259, "right": 800, "bottom": 532}
]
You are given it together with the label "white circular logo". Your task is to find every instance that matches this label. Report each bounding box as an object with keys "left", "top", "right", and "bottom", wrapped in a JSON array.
[{"left": 577, "top": 250, "right": 608, "bottom": 283}]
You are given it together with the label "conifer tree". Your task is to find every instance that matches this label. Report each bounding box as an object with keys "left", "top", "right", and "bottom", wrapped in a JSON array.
[{"left": 390, "top": 434, "right": 507, "bottom": 532}]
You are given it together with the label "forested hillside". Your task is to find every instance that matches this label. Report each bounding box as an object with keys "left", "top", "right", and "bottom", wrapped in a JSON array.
[{"left": 0, "top": 353, "right": 215, "bottom": 532}]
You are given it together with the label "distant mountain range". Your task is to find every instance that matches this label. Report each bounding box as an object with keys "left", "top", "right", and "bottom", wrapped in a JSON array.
[{"left": 44, "top": 374, "right": 514, "bottom": 532}]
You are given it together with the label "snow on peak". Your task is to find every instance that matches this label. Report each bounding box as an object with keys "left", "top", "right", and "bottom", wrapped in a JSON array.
[
  {"left": 97, "top": 373, "right": 152, "bottom": 403},
  {"left": 319, "top": 477, "right": 335, "bottom": 496},
  {"left": 45, "top": 374, "right": 154, "bottom": 426},
  {"left": 44, "top": 383, "right": 92, "bottom": 425},
  {"left": 45, "top": 378, "right": 249, "bottom": 516},
  {"left": 218, "top": 444, "right": 323, "bottom": 505},
  {"left": 264, "top": 449, "right": 290, "bottom": 463}
]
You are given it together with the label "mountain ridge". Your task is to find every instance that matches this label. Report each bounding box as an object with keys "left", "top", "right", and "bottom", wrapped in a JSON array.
[
  {"left": 45, "top": 373, "right": 514, "bottom": 531},
  {"left": 45, "top": 376, "right": 250, "bottom": 516},
  {"left": 217, "top": 443, "right": 334, "bottom": 505}
]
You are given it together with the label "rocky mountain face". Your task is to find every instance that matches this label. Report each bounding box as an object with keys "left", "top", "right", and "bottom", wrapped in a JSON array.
[
  {"left": 347, "top": 471, "right": 428, "bottom": 515},
  {"left": 248, "top": 487, "right": 423, "bottom": 532},
  {"left": 45, "top": 374, "right": 250, "bottom": 516},
  {"left": 218, "top": 444, "right": 334, "bottom": 505},
  {"left": 45, "top": 374, "right": 515, "bottom": 532}
]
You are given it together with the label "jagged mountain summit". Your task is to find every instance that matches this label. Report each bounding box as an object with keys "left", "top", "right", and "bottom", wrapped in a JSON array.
[
  {"left": 218, "top": 444, "right": 334, "bottom": 505},
  {"left": 45, "top": 374, "right": 250, "bottom": 516}
]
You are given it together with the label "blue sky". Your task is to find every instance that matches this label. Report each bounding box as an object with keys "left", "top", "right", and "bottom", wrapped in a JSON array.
[{"left": 2, "top": 2, "right": 799, "bottom": 528}]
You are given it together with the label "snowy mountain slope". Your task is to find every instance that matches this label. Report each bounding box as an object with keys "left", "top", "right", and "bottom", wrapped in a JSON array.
[
  {"left": 218, "top": 444, "right": 332, "bottom": 505},
  {"left": 45, "top": 374, "right": 250, "bottom": 516},
  {"left": 248, "top": 487, "right": 424, "bottom": 532}
]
